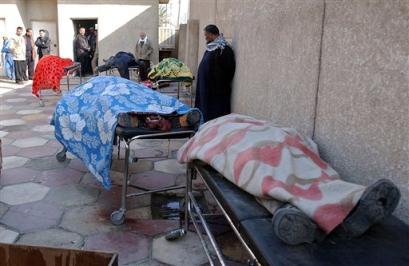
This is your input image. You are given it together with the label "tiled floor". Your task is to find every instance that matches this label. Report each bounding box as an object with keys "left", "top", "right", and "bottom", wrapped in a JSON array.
[{"left": 0, "top": 78, "right": 246, "bottom": 265}]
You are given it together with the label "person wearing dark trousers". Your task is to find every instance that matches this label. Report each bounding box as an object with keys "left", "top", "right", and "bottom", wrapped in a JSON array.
[
  {"left": 75, "top": 27, "right": 91, "bottom": 76},
  {"left": 9, "top": 26, "right": 27, "bottom": 84},
  {"left": 195, "top": 25, "right": 236, "bottom": 122},
  {"left": 24, "top": 28, "right": 35, "bottom": 80},
  {"left": 35, "top": 29, "right": 51, "bottom": 60},
  {"left": 135, "top": 32, "right": 153, "bottom": 81}
]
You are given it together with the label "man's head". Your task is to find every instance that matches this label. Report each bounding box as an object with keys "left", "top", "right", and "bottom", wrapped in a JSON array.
[
  {"left": 2, "top": 36, "right": 7, "bottom": 41},
  {"left": 26, "top": 28, "right": 33, "bottom": 37},
  {"left": 204, "top": 24, "right": 219, "bottom": 43},
  {"left": 16, "top": 27, "right": 23, "bottom": 36},
  {"left": 139, "top": 32, "right": 146, "bottom": 40},
  {"left": 79, "top": 27, "right": 86, "bottom": 36},
  {"left": 39, "top": 29, "right": 46, "bottom": 38},
  {"left": 89, "top": 27, "right": 95, "bottom": 34}
]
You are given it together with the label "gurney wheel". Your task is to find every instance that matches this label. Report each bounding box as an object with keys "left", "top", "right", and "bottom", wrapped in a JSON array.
[
  {"left": 56, "top": 150, "right": 67, "bottom": 162},
  {"left": 111, "top": 209, "right": 126, "bottom": 225}
]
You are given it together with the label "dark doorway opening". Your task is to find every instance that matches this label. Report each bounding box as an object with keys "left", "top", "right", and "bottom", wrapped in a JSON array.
[{"left": 72, "top": 19, "right": 98, "bottom": 61}]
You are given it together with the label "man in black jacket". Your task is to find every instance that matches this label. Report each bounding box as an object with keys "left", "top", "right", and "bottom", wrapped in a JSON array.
[
  {"left": 35, "top": 29, "right": 51, "bottom": 60},
  {"left": 24, "top": 28, "right": 35, "bottom": 80},
  {"left": 195, "top": 25, "right": 236, "bottom": 122},
  {"left": 75, "top": 27, "right": 91, "bottom": 75}
]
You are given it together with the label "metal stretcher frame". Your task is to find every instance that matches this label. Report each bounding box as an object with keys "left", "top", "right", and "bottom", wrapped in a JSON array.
[
  {"left": 99, "top": 66, "right": 140, "bottom": 82},
  {"left": 63, "top": 62, "right": 82, "bottom": 90},
  {"left": 167, "top": 164, "right": 260, "bottom": 266},
  {"left": 109, "top": 130, "right": 196, "bottom": 225},
  {"left": 155, "top": 78, "right": 194, "bottom": 107},
  {"left": 56, "top": 129, "right": 196, "bottom": 226},
  {"left": 38, "top": 62, "right": 82, "bottom": 107}
]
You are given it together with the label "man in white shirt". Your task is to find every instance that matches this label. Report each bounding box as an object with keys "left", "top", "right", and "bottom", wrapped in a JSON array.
[
  {"left": 9, "top": 26, "right": 26, "bottom": 84},
  {"left": 135, "top": 32, "right": 153, "bottom": 81}
]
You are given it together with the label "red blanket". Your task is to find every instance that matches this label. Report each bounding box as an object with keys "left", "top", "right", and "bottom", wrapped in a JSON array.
[{"left": 32, "top": 55, "right": 73, "bottom": 98}]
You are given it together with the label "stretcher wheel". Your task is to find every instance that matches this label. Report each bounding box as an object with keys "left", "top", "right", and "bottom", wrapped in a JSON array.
[
  {"left": 56, "top": 150, "right": 67, "bottom": 162},
  {"left": 165, "top": 228, "right": 186, "bottom": 241},
  {"left": 111, "top": 209, "right": 126, "bottom": 225},
  {"left": 38, "top": 100, "right": 45, "bottom": 107}
]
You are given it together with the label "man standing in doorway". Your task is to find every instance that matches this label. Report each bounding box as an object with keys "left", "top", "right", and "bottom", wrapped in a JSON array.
[
  {"left": 135, "top": 32, "right": 153, "bottom": 81},
  {"left": 9, "top": 26, "right": 26, "bottom": 84},
  {"left": 195, "top": 24, "right": 235, "bottom": 122},
  {"left": 75, "top": 27, "right": 91, "bottom": 76},
  {"left": 35, "top": 29, "right": 51, "bottom": 60},
  {"left": 24, "top": 28, "right": 36, "bottom": 80},
  {"left": 88, "top": 27, "right": 98, "bottom": 74}
]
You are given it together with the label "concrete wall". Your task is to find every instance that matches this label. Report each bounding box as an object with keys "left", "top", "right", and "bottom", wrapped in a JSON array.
[
  {"left": 0, "top": 0, "right": 27, "bottom": 37},
  {"left": 314, "top": 0, "right": 409, "bottom": 221},
  {"left": 57, "top": 0, "right": 159, "bottom": 63},
  {"left": 187, "top": 0, "right": 409, "bottom": 223},
  {"left": 26, "top": 0, "right": 57, "bottom": 22}
]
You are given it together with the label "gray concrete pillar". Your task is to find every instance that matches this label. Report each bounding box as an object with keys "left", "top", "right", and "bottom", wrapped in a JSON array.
[
  {"left": 185, "top": 19, "right": 199, "bottom": 78},
  {"left": 178, "top": 24, "right": 187, "bottom": 63}
]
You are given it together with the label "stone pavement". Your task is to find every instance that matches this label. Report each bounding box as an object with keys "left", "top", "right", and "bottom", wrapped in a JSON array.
[{"left": 0, "top": 78, "right": 246, "bottom": 265}]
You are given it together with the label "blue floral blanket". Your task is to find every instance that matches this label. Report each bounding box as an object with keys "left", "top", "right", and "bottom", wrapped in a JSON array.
[{"left": 52, "top": 76, "right": 194, "bottom": 189}]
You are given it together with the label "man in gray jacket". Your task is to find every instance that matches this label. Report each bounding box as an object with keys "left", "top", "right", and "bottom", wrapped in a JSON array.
[
  {"left": 75, "top": 27, "right": 91, "bottom": 75},
  {"left": 135, "top": 32, "right": 153, "bottom": 81}
]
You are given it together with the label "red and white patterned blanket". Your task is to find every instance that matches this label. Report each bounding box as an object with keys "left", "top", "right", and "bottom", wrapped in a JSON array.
[{"left": 178, "top": 114, "right": 365, "bottom": 233}]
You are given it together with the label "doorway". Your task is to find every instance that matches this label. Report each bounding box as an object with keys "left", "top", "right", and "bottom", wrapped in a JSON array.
[{"left": 72, "top": 19, "right": 98, "bottom": 60}]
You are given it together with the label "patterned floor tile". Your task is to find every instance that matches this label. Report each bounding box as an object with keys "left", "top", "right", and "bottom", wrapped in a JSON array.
[
  {"left": 0, "top": 226, "right": 19, "bottom": 244},
  {"left": 154, "top": 159, "right": 186, "bottom": 175},
  {"left": 1, "top": 201, "right": 64, "bottom": 233},
  {"left": 16, "top": 109, "right": 43, "bottom": 115},
  {"left": 0, "top": 119, "right": 26, "bottom": 127},
  {"left": 5, "top": 98, "right": 27, "bottom": 103},
  {"left": 60, "top": 205, "right": 116, "bottom": 236},
  {"left": 1, "top": 145, "right": 20, "bottom": 156},
  {"left": 24, "top": 156, "right": 69, "bottom": 171},
  {"left": 0, "top": 182, "right": 50, "bottom": 205},
  {"left": 2, "top": 156, "right": 29, "bottom": 169},
  {"left": 36, "top": 168, "right": 83, "bottom": 187},
  {"left": 84, "top": 231, "right": 150, "bottom": 265},
  {"left": 0, "top": 167, "right": 41, "bottom": 186},
  {"left": 12, "top": 137, "right": 48, "bottom": 148},
  {"left": 129, "top": 171, "right": 177, "bottom": 190},
  {"left": 17, "top": 228, "right": 83, "bottom": 248},
  {"left": 152, "top": 233, "right": 210, "bottom": 266},
  {"left": 44, "top": 184, "right": 99, "bottom": 207},
  {"left": 32, "top": 124, "right": 54, "bottom": 132},
  {"left": 17, "top": 145, "right": 59, "bottom": 158},
  {"left": 0, "top": 130, "right": 8, "bottom": 138}
]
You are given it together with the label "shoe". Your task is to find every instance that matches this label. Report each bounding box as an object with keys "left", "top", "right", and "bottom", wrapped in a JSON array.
[
  {"left": 272, "top": 204, "right": 325, "bottom": 245},
  {"left": 16, "top": 81, "right": 24, "bottom": 84},
  {"left": 336, "top": 179, "right": 400, "bottom": 238}
]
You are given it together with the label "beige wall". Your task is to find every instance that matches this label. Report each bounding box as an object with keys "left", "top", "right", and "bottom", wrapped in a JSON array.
[
  {"left": 57, "top": 0, "right": 159, "bottom": 63},
  {"left": 187, "top": 0, "right": 409, "bottom": 223},
  {"left": 0, "top": 0, "right": 27, "bottom": 37}
]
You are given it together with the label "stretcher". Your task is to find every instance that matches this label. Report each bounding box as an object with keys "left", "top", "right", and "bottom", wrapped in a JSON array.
[{"left": 56, "top": 110, "right": 201, "bottom": 225}]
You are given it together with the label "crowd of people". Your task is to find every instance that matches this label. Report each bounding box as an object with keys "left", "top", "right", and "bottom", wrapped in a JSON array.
[
  {"left": 1, "top": 27, "right": 51, "bottom": 84},
  {"left": 1, "top": 25, "right": 156, "bottom": 84}
]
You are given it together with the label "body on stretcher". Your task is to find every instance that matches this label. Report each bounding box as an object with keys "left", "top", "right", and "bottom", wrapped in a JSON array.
[
  {"left": 32, "top": 55, "right": 84, "bottom": 107},
  {"left": 56, "top": 109, "right": 202, "bottom": 225}
]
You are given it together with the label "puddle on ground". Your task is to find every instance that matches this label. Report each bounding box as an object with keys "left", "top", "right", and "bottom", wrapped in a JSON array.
[{"left": 151, "top": 193, "right": 208, "bottom": 220}]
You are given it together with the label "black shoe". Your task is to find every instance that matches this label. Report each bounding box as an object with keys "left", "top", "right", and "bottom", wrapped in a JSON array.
[
  {"left": 272, "top": 204, "right": 325, "bottom": 245},
  {"left": 336, "top": 179, "right": 400, "bottom": 238}
]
